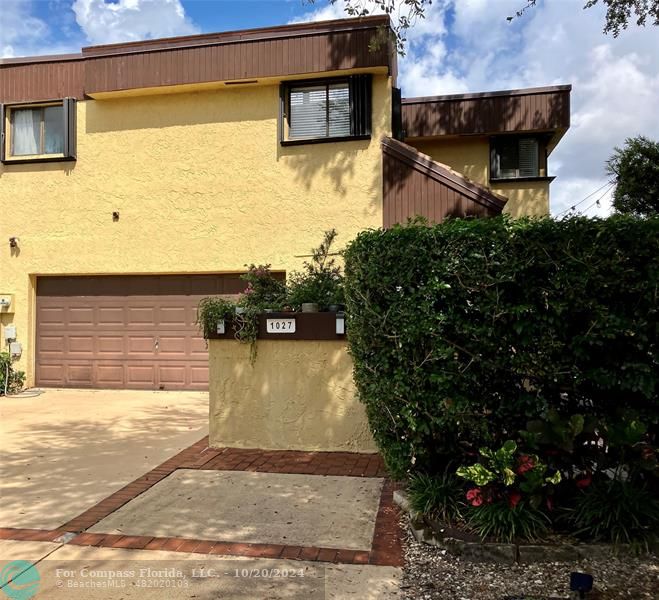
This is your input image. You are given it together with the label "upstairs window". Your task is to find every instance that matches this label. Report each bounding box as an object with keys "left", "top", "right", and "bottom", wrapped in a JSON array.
[
  {"left": 490, "top": 136, "right": 539, "bottom": 179},
  {"left": 11, "top": 105, "right": 64, "bottom": 155},
  {"left": 1, "top": 98, "right": 76, "bottom": 163},
  {"left": 280, "top": 75, "right": 371, "bottom": 145}
]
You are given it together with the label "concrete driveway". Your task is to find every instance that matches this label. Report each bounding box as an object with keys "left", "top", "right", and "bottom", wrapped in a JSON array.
[
  {"left": 0, "top": 388, "right": 402, "bottom": 598},
  {"left": 0, "top": 388, "right": 209, "bottom": 530}
]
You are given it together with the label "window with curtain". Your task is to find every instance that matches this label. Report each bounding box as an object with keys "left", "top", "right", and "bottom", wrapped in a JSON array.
[
  {"left": 282, "top": 75, "right": 371, "bottom": 144},
  {"left": 491, "top": 136, "right": 540, "bottom": 179},
  {"left": 10, "top": 105, "right": 64, "bottom": 156}
]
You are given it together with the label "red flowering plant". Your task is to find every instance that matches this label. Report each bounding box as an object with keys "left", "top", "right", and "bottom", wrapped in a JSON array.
[{"left": 457, "top": 440, "right": 561, "bottom": 512}]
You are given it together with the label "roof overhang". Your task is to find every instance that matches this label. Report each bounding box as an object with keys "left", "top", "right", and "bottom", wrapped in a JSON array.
[
  {"left": 402, "top": 85, "right": 571, "bottom": 155},
  {"left": 0, "top": 16, "right": 396, "bottom": 103}
]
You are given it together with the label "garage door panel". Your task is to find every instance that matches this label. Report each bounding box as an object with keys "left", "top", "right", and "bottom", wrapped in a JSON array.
[
  {"left": 190, "top": 336, "right": 208, "bottom": 356},
  {"left": 98, "top": 306, "right": 125, "bottom": 326},
  {"left": 127, "top": 365, "right": 156, "bottom": 386},
  {"left": 67, "top": 364, "right": 93, "bottom": 386},
  {"left": 158, "top": 306, "right": 188, "bottom": 326},
  {"left": 39, "top": 307, "right": 66, "bottom": 326},
  {"left": 158, "top": 365, "right": 187, "bottom": 386},
  {"left": 38, "top": 335, "right": 65, "bottom": 354},
  {"left": 97, "top": 336, "right": 125, "bottom": 355},
  {"left": 36, "top": 274, "right": 252, "bottom": 390},
  {"left": 126, "top": 336, "right": 156, "bottom": 355},
  {"left": 68, "top": 336, "right": 95, "bottom": 355},
  {"left": 68, "top": 307, "right": 95, "bottom": 325},
  {"left": 37, "top": 363, "right": 66, "bottom": 386},
  {"left": 158, "top": 335, "right": 188, "bottom": 355},
  {"left": 96, "top": 364, "right": 125, "bottom": 387},
  {"left": 127, "top": 306, "right": 156, "bottom": 325}
]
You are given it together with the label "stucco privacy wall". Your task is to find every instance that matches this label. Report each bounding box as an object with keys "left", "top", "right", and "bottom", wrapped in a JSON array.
[
  {"left": 0, "top": 75, "right": 391, "bottom": 384},
  {"left": 209, "top": 339, "right": 376, "bottom": 452},
  {"left": 409, "top": 138, "right": 550, "bottom": 217}
]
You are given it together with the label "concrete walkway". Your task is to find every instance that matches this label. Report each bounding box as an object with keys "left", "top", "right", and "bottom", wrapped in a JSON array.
[{"left": 0, "top": 541, "right": 400, "bottom": 599}]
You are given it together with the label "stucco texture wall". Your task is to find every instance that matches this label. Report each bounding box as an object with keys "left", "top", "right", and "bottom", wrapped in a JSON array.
[
  {"left": 408, "top": 137, "right": 550, "bottom": 217},
  {"left": 0, "top": 75, "right": 391, "bottom": 383},
  {"left": 208, "top": 339, "right": 376, "bottom": 452}
]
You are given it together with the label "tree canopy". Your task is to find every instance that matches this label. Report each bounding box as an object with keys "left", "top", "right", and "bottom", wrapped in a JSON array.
[
  {"left": 607, "top": 136, "right": 659, "bottom": 217},
  {"left": 311, "top": 0, "right": 659, "bottom": 53}
]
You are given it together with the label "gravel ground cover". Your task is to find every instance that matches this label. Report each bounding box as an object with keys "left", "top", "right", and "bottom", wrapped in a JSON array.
[{"left": 400, "top": 523, "right": 658, "bottom": 599}]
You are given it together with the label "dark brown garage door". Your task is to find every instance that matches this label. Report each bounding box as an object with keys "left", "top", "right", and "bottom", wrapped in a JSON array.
[{"left": 36, "top": 275, "right": 246, "bottom": 390}]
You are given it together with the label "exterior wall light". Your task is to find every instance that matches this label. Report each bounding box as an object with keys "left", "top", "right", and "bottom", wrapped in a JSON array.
[
  {"left": 9, "top": 237, "right": 19, "bottom": 248},
  {"left": 335, "top": 311, "right": 346, "bottom": 335}
]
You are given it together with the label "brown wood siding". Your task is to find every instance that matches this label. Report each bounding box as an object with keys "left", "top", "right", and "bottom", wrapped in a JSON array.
[
  {"left": 402, "top": 86, "right": 570, "bottom": 139},
  {"left": 0, "top": 59, "right": 84, "bottom": 103},
  {"left": 82, "top": 28, "right": 389, "bottom": 95},
  {"left": 382, "top": 137, "right": 506, "bottom": 228},
  {"left": 35, "top": 274, "right": 251, "bottom": 391},
  {"left": 0, "top": 16, "right": 394, "bottom": 103}
]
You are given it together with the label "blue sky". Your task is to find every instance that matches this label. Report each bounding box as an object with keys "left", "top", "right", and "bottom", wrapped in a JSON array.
[{"left": 1, "top": 1, "right": 658, "bottom": 215}]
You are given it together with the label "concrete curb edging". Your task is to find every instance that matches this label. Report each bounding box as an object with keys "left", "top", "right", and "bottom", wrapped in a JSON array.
[{"left": 393, "top": 490, "right": 652, "bottom": 564}]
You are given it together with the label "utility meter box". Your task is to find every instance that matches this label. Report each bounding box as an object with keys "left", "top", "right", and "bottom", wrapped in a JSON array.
[
  {"left": 4, "top": 325, "right": 17, "bottom": 340},
  {"left": 0, "top": 294, "right": 14, "bottom": 313},
  {"left": 9, "top": 341, "right": 22, "bottom": 358}
]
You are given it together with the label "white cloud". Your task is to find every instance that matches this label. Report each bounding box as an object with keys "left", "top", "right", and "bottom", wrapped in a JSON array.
[
  {"left": 295, "top": 0, "right": 659, "bottom": 216},
  {"left": 72, "top": 0, "right": 199, "bottom": 45},
  {"left": 0, "top": 0, "right": 80, "bottom": 58}
]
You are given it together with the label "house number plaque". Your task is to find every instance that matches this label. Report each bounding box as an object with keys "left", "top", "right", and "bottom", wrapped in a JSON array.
[{"left": 266, "top": 318, "right": 296, "bottom": 333}]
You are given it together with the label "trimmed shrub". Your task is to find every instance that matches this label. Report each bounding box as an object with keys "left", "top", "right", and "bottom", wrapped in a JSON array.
[{"left": 343, "top": 216, "right": 659, "bottom": 478}]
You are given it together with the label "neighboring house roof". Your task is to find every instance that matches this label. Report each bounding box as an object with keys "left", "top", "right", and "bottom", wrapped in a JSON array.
[
  {"left": 382, "top": 137, "right": 507, "bottom": 228},
  {"left": 402, "top": 85, "right": 571, "bottom": 154},
  {"left": 0, "top": 16, "right": 395, "bottom": 103}
]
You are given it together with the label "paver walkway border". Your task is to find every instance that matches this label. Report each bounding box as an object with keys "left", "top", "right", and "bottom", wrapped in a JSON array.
[{"left": 0, "top": 438, "right": 403, "bottom": 567}]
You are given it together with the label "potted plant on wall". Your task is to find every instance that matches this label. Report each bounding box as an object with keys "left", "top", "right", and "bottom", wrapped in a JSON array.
[
  {"left": 197, "top": 297, "right": 236, "bottom": 339},
  {"left": 235, "top": 264, "right": 287, "bottom": 361},
  {"left": 287, "top": 229, "right": 345, "bottom": 313}
]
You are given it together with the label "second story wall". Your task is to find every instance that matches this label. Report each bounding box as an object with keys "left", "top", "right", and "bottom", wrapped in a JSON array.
[
  {"left": 409, "top": 137, "right": 550, "bottom": 217},
  {"left": 1, "top": 73, "right": 391, "bottom": 279}
]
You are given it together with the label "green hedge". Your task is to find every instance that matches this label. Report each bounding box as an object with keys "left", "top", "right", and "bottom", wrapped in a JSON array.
[{"left": 344, "top": 216, "right": 659, "bottom": 477}]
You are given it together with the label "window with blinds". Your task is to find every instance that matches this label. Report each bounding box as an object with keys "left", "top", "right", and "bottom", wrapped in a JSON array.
[
  {"left": 491, "top": 136, "right": 540, "bottom": 179},
  {"left": 282, "top": 75, "right": 371, "bottom": 144}
]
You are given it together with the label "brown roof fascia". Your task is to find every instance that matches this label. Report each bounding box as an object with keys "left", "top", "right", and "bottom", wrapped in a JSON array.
[
  {"left": 0, "top": 53, "right": 83, "bottom": 66},
  {"left": 0, "top": 15, "right": 392, "bottom": 65},
  {"left": 402, "top": 84, "right": 572, "bottom": 105},
  {"left": 381, "top": 137, "right": 507, "bottom": 212},
  {"left": 81, "top": 15, "right": 392, "bottom": 57}
]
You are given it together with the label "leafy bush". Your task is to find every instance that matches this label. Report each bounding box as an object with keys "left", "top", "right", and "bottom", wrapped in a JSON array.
[
  {"left": 408, "top": 471, "right": 465, "bottom": 524},
  {"left": 567, "top": 479, "right": 659, "bottom": 546},
  {"left": 467, "top": 500, "right": 550, "bottom": 543},
  {"left": 343, "top": 216, "right": 659, "bottom": 479},
  {"left": 0, "top": 352, "right": 25, "bottom": 395},
  {"left": 287, "top": 229, "right": 345, "bottom": 310}
]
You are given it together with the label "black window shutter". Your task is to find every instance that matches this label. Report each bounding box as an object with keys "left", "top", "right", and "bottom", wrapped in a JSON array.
[
  {"left": 63, "top": 97, "right": 77, "bottom": 159},
  {"left": 391, "top": 87, "right": 403, "bottom": 140},
  {"left": 0, "top": 104, "right": 5, "bottom": 162},
  {"left": 349, "top": 74, "right": 372, "bottom": 137}
]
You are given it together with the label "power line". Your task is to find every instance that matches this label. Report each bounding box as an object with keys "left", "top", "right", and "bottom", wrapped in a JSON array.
[
  {"left": 557, "top": 181, "right": 614, "bottom": 216},
  {"left": 576, "top": 186, "right": 614, "bottom": 216}
]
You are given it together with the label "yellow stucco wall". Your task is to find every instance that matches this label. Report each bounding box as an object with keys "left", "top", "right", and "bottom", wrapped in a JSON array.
[
  {"left": 0, "top": 74, "right": 391, "bottom": 384},
  {"left": 208, "top": 339, "right": 376, "bottom": 452},
  {"left": 408, "top": 137, "right": 550, "bottom": 217}
]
